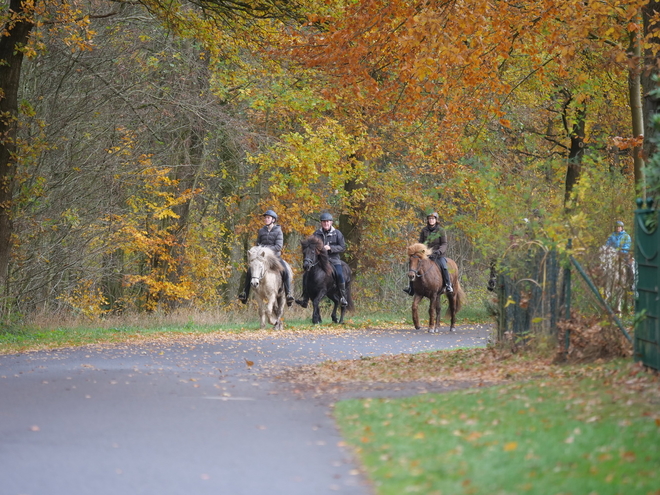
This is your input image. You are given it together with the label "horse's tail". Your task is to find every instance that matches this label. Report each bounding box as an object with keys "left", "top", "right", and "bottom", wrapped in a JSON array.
[
  {"left": 449, "top": 278, "right": 466, "bottom": 315},
  {"left": 344, "top": 264, "right": 355, "bottom": 312}
]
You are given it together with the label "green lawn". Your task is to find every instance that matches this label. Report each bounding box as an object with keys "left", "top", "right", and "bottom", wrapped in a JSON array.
[{"left": 334, "top": 362, "right": 659, "bottom": 495}]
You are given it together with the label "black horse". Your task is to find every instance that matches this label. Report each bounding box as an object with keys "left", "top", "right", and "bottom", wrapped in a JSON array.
[{"left": 300, "top": 236, "right": 354, "bottom": 324}]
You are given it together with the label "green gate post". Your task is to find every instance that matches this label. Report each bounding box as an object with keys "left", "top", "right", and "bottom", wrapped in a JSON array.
[{"left": 634, "top": 198, "right": 660, "bottom": 371}]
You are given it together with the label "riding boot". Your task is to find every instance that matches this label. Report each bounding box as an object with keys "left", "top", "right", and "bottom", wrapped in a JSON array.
[
  {"left": 295, "top": 272, "right": 309, "bottom": 308},
  {"left": 282, "top": 270, "right": 294, "bottom": 307},
  {"left": 442, "top": 267, "right": 454, "bottom": 294},
  {"left": 338, "top": 282, "right": 348, "bottom": 307},
  {"left": 402, "top": 281, "right": 414, "bottom": 296},
  {"left": 238, "top": 269, "right": 251, "bottom": 303}
]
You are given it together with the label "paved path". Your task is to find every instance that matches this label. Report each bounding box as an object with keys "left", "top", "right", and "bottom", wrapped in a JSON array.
[{"left": 0, "top": 325, "right": 490, "bottom": 495}]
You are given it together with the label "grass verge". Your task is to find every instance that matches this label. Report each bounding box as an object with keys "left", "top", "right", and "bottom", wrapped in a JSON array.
[
  {"left": 333, "top": 357, "right": 660, "bottom": 495},
  {"left": 0, "top": 300, "right": 492, "bottom": 354}
]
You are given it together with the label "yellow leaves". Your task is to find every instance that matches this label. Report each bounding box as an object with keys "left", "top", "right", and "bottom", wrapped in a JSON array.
[
  {"left": 247, "top": 117, "right": 370, "bottom": 222},
  {"left": 503, "top": 441, "right": 518, "bottom": 452},
  {"left": 57, "top": 279, "right": 109, "bottom": 320}
]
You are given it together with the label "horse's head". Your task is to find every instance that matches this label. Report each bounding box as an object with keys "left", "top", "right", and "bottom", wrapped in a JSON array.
[
  {"left": 247, "top": 246, "right": 269, "bottom": 287},
  {"left": 301, "top": 236, "right": 325, "bottom": 272},
  {"left": 407, "top": 243, "right": 430, "bottom": 281}
]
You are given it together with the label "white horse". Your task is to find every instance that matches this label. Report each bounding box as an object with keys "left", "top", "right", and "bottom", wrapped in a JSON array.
[
  {"left": 598, "top": 245, "right": 635, "bottom": 313},
  {"left": 247, "top": 246, "right": 293, "bottom": 330}
]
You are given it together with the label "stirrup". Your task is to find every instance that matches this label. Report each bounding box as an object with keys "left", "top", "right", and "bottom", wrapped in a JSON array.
[
  {"left": 286, "top": 294, "right": 295, "bottom": 307},
  {"left": 238, "top": 291, "right": 248, "bottom": 304},
  {"left": 445, "top": 284, "right": 454, "bottom": 295},
  {"left": 340, "top": 296, "right": 348, "bottom": 307}
]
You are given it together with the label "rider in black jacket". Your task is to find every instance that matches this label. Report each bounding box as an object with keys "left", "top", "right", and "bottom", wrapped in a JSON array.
[{"left": 295, "top": 212, "right": 348, "bottom": 308}]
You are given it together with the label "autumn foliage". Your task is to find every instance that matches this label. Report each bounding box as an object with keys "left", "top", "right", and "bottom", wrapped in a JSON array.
[{"left": 0, "top": 0, "right": 657, "bottom": 319}]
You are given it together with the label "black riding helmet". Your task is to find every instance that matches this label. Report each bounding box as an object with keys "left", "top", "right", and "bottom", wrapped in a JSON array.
[
  {"left": 263, "top": 209, "right": 278, "bottom": 221},
  {"left": 319, "top": 213, "right": 333, "bottom": 222}
]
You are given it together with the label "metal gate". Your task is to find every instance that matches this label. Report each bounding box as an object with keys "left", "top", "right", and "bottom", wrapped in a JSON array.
[
  {"left": 634, "top": 200, "right": 660, "bottom": 371},
  {"left": 494, "top": 245, "right": 561, "bottom": 340}
]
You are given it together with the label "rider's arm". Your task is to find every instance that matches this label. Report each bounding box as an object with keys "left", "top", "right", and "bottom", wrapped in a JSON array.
[
  {"left": 418, "top": 228, "right": 427, "bottom": 244},
  {"left": 329, "top": 230, "right": 346, "bottom": 255},
  {"left": 621, "top": 233, "right": 631, "bottom": 252},
  {"left": 273, "top": 228, "right": 284, "bottom": 254},
  {"left": 435, "top": 229, "right": 448, "bottom": 256}
]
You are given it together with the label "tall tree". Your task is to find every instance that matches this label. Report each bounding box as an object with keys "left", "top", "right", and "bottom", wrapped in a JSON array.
[{"left": 0, "top": 0, "right": 35, "bottom": 301}]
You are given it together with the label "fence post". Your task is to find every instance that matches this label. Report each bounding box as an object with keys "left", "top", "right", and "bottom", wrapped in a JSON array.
[{"left": 564, "top": 239, "right": 572, "bottom": 356}]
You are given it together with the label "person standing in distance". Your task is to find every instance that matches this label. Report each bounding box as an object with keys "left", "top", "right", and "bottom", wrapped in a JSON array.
[{"left": 605, "top": 220, "right": 631, "bottom": 254}]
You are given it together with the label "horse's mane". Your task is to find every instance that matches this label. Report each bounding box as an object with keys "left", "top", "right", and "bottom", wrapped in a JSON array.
[
  {"left": 407, "top": 243, "right": 432, "bottom": 259},
  {"left": 302, "top": 235, "right": 333, "bottom": 275},
  {"left": 248, "top": 246, "right": 281, "bottom": 271},
  {"left": 301, "top": 235, "right": 324, "bottom": 251}
]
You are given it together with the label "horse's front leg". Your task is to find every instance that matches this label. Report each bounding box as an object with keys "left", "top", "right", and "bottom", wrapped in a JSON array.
[
  {"left": 266, "top": 293, "right": 279, "bottom": 326},
  {"left": 447, "top": 292, "right": 457, "bottom": 332},
  {"left": 412, "top": 294, "right": 422, "bottom": 330},
  {"left": 311, "top": 292, "right": 326, "bottom": 324},
  {"left": 258, "top": 301, "right": 268, "bottom": 329},
  {"left": 432, "top": 293, "right": 443, "bottom": 333},
  {"left": 428, "top": 293, "right": 438, "bottom": 333},
  {"left": 331, "top": 299, "right": 339, "bottom": 323}
]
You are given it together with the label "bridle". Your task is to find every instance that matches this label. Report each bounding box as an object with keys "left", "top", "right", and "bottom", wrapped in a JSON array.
[
  {"left": 408, "top": 253, "right": 427, "bottom": 278},
  {"left": 249, "top": 256, "right": 266, "bottom": 283},
  {"left": 303, "top": 248, "right": 320, "bottom": 270}
]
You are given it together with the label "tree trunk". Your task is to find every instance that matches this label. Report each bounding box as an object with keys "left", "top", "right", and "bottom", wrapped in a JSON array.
[
  {"left": 340, "top": 158, "right": 366, "bottom": 273},
  {"left": 0, "top": 0, "right": 34, "bottom": 302},
  {"left": 629, "top": 19, "right": 645, "bottom": 195},
  {"left": 642, "top": 0, "right": 660, "bottom": 171},
  {"left": 563, "top": 97, "right": 587, "bottom": 207}
]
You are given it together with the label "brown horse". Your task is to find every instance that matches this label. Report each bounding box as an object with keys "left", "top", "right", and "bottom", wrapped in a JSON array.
[{"left": 407, "top": 243, "right": 465, "bottom": 332}]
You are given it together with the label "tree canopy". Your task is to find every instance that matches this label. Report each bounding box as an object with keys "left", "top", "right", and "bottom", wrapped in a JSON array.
[{"left": 0, "top": 0, "right": 656, "bottom": 317}]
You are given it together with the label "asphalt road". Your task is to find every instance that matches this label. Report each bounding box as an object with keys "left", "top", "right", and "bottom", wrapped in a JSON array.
[{"left": 0, "top": 325, "right": 490, "bottom": 495}]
